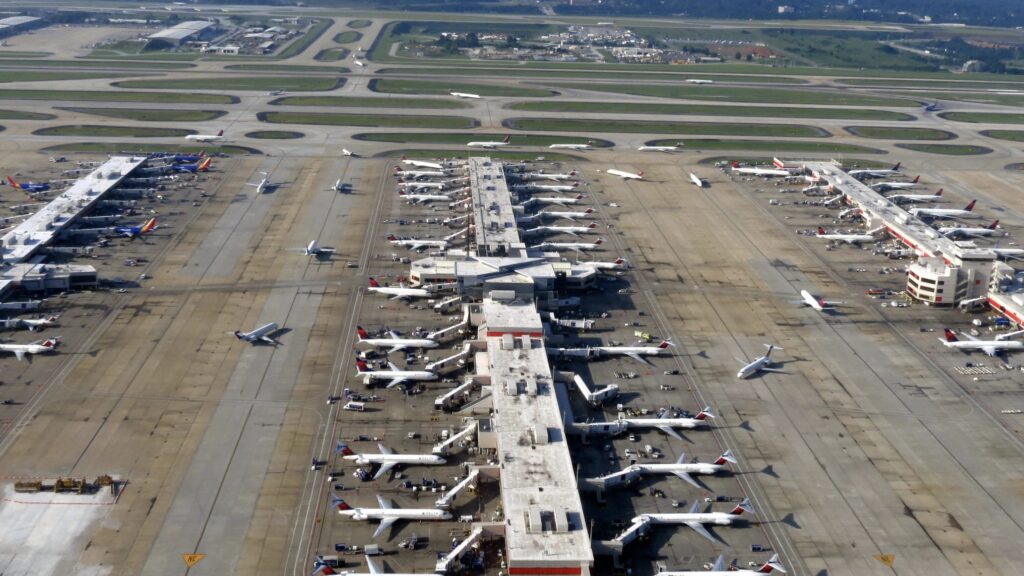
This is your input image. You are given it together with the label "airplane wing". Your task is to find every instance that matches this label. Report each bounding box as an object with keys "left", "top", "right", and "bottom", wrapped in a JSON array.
[
  {"left": 384, "top": 377, "right": 408, "bottom": 389},
  {"left": 387, "top": 361, "right": 401, "bottom": 371},
  {"left": 672, "top": 471, "right": 703, "bottom": 490},
  {"left": 378, "top": 443, "right": 394, "bottom": 455},
  {"left": 982, "top": 346, "right": 999, "bottom": 357},
  {"left": 389, "top": 294, "right": 409, "bottom": 301},
  {"left": 373, "top": 517, "right": 396, "bottom": 539},
  {"left": 655, "top": 424, "right": 683, "bottom": 441},
  {"left": 711, "top": 554, "right": 726, "bottom": 572},
  {"left": 387, "top": 344, "right": 408, "bottom": 354},
  {"left": 625, "top": 352, "right": 652, "bottom": 365},
  {"left": 373, "top": 462, "right": 397, "bottom": 480},
  {"left": 376, "top": 495, "right": 393, "bottom": 509},
  {"left": 365, "top": 557, "right": 382, "bottom": 575},
  {"left": 14, "top": 349, "right": 24, "bottom": 362},
  {"left": 260, "top": 334, "right": 278, "bottom": 344},
  {"left": 684, "top": 521, "right": 720, "bottom": 544},
  {"left": 760, "top": 367, "right": 784, "bottom": 373},
  {"left": 958, "top": 331, "right": 980, "bottom": 342}
]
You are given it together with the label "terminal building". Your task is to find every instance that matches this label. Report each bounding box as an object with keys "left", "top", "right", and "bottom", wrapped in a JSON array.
[
  {"left": 146, "top": 20, "right": 217, "bottom": 48},
  {"left": 0, "top": 15, "right": 44, "bottom": 38}
]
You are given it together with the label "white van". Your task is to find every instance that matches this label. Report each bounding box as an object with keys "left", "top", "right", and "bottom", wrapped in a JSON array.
[{"left": 343, "top": 401, "right": 365, "bottom": 412}]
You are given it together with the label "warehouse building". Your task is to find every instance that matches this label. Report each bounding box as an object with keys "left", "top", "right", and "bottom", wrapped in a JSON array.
[{"left": 0, "top": 15, "right": 44, "bottom": 39}]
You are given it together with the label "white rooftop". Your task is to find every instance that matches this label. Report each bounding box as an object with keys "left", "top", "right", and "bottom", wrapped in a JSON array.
[
  {"left": 0, "top": 16, "right": 39, "bottom": 26},
  {"left": 148, "top": 20, "right": 214, "bottom": 41},
  {"left": 469, "top": 157, "right": 524, "bottom": 255}
]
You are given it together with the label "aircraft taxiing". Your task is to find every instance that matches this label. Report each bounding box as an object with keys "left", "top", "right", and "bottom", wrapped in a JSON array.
[
  {"left": 184, "top": 129, "right": 224, "bottom": 142},
  {"left": 606, "top": 168, "right": 644, "bottom": 180},
  {"left": 736, "top": 344, "right": 783, "bottom": 379},
  {"left": 549, "top": 141, "right": 593, "bottom": 150},
  {"left": 793, "top": 289, "right": 844, "bottom": 312},
  {"left": 467, "top": 135, "right": 512, "bottom": 148},
  {"left": 234, "top": 322, "right": 280, "bottom": 345}
]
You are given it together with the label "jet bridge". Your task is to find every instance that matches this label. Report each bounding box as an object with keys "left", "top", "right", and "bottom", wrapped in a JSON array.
[
  {"left": 432, "top": 420, "right": 476, "bottom": 455},
  {"left": 612, "top": 517, "right": 651, "bottom": 546},
  {"left": 434, "top": 467, "right": 481, "bottom": 509},
  {"left": 434, "top": 376, "right": 478, "bottom": 410},
  {"left": 572, "top": 374, "right": 619, "bottom": 405},
  {"left": 435, "top": 526, "right": 485, "bottom": 574},
  {"left": 427, "top": 306, "right": 470, "bottom": 342},
  {"left": 425, "top": 342, "right": 473, "bottom": 374}
]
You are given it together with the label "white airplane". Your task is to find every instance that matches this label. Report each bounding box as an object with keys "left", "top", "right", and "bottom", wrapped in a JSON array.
[
  {"left": 731, "top": 161, "right": 792, "bottom": 177},
  {"left": 576, "top": 257, "right": 629, "bottom": 272},
  {"left": 550, "top": 339, "right": 671, "bottom": 364},
  {"left": 467, "top": 135, "right": 511, "bottom": 148},
  {"left": 590, "top": 450, "right": 736, "bottom": 490},
  {"left": 870, "top": 175, "right": 919, "bottom": 192},
  {"left": 626, "top": 498, "right": 754, "bottom": 544},
  {"left": 690, "top": 172, "right": 706, "bottom": 187},
  {"left": 529, "top": 183, "right": 579, "bottom": 193},
  {"left": 386, "top": 234, "right": 448, "bottom": 252},
  {"left": 617, "top": 407, "right": 714, "bottom": 440},
  {"left": 606, "top": 168, "right": 644, "bottom": 180},
  {"left": 736, "top": 344, "right": 782, "bottom": 379},
  {"left": 939, "top": 220, "right": 999, "bottom": 239},
  {"left": 366, "top": 277, "right": 432, "bottom": 300},
  {"left": 333, "top": 179, "right": 349, "bottom": 192},
  {"left": 939, "top": 328, "right": 1024, "bottom": 357},
  {"left": 531, "top": 238, "right": 604, "bottom": 252},
  {"left": 848, "top": 162, "right": 901, "bottom": 179},
  {"left": 658, "top": 553, "right": 786, "bottom": 576},
  {"left": 355, "top": 358, "right": 438, "bottom": 389},
  {"left": 549, "top": 141, "right": 593, "bottom": 150},
  {"left": 886, "top": 188, "right": 943, "bottom": 204},
  {"left": 991, "top": 247, "right": 1024, "bottom": 259},
  {"left": 521, "top": 193, "right": 585, "bottom": 207},
  {"left": 0, "top": 337, "right": 59, "bottom": 361},
  {"left": 522, "top": 223, "right": 597, "bottom": 238},
  {"left": 0, "top": 314, "right": 60, "bottom": 332},
  {"left": 402, "top": 159, "right": 443, "bottom": 170},
  {"left": 543, "top": 208, "right": 595, "bottom": 221},
  {"left": 184, "top": 129, "right": 224, "bottom": 142},
  {"left": 396, "top": 168, "right": 446, "bottom": 179},
  {"left": 815, "top": 226, "right": 881, "bottom": 245},
  {"left": 337, "top": 442, "right": 445, "bottom": 480},
  {"left": 356, "top": 326, "right": 439, "bottom": 354},
  {"left": 398, "top": 191, "right": 451, "bottom": 205},
  {"left": 686, "top": 78, "right": 713, "bottom": 84},
  {"left": 525, "top": 171, "right": 577, "bottom": 181},
  {"left": 234, "top": 322, "right": 280, "bottom": 345},
  {"left": 449, "top": 91, "right": 481, "bottom": 99},
  {"left": 299, "top": 240, "right": 335, "bottom": 257},
  {"left": 342, "top": 148, "right": 355, "bottom": 157},
  {"left": 794, "top": 289, "right": 844, "bottom": 312},
  {"left": 909, "top": 200, "right": 977, "bottom": 220},
  {"left": 353, "top": 60, "right": 366, "bottom": 67},
  {"left": 246, "top": 171, "right": 270, "bottom": 194},
  {"left": 638, "top": 143, "right": 683, "bottom": 152},
  {"left": 398, "top": 181, "right": 446, "bottom": 190},
  {"left": 333, "top": 495, "right": 452, "bottom": 539}
]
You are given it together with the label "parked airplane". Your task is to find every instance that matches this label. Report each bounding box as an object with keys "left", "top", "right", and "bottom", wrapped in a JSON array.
[
  {"left": 658, "top": 553, "right": 786, "bottom": 576},
  {"left": 531, "top": 238, "right": 604, "bottom": 252},
  {"left": 398, "top": 181, "right": 446, "bottom": 190},
  {"left": 550, "top": 339, "right": 671, "bottom": 364},
  {"left": 939, "top": 328, "right": 1024, "bottom": 356},
  {"left": 521, "top": 194, "right": 585, "bottom": 207},
  {"left": 6, "top": 176, "right": 50, "bottom": 193},
  {"left": 848, "top": 162, "right": 901, "bottom": 179},
  {"left": 356, "top": 326, "right": 439, "bottom": 354},
  {"left": 690, "top": 172, "right": 706, "bottom": 187},
  {"left": 737, "top": 344, "right": 782, "bottom": 379},
  {"left": 299, "top": 240, "right": 335, "bottom": 257},
  {"left": 606, "top": 169, "right": 644, "bottom": 180},
  {"left": 166, "top": 151, "right": 204, "bottom": 164},
  {"left": 367, "top": 277, "right": 432, "bottom": 300},
  {"left": 529, "top": 183, "right": 579, "bottom": 193},
  {"left": 0, "top": 314, "right": 60, "bottom": 332},
  {"left": 731, "top": 161, "right": 791, "bottom": 177},
  {"left": 886, "top": 188, "right": 943, "bottom": 204},
  {"left": 543, "top": 208, "right": 595, "bottom": 221},
  {"left": 815, "top": 226, "right": 881, "bottom": 245},
  {"left": 467, "top": 135, "right": 511, "bottom": 148},
  {"left": 575, "top": 407, "right": 714, "bottom": 440},
  {"left": 337, "top": 442, "right": 445, "bottom": 480},
  {"left": 355, "top": 359, "right": 438, "bottom": 388},
  {"left": 686, "top": 78, "right": 713, "bottom": 84},
  {"left": 525, "top": 171, "right": 577, "bottom": 181},
  {"left": 402, "top": 159, "right": 443, "bottom": 169},
  {"left": 638, "top": 143, "right": 683, "bottom": 152},
  {"left": 0, "top": 337, "right": 59, "bottom": 361},
  {"left": 184, "top": 129, "right": 224, "bottom": 142},
  {"left": 522, "top": 223, "right": 597, "bottom": 238},
  {"left": 396, "top": 168, "right": 446, "bottom": 179},
  {"left": 549, "top": 141, "right": 593, "bottom": 150},
  {"left": 333, "top": 495, "right": 452, "bottom": 539},
  {"left": 870, "top": 175, "right": 919, "bottom": 192},
  {"left": 386, "top": 234, "right": 449, "bottom": 252},
  {"left": 234, "top": 322, "right": 280, "bottom": 345},
  {"left": 114, "top": 217, "right": 157, "bottom": 240},
  {"left": 590, "top": 450, "right": 736, "bottom": 490},
  {"left": 576, "top": 257, "right": 629, "bottom": 272},
  {"left": 170, "top": 157, "right": 212, "bottom": 173},
  {"left": 399, "top": 191, "right": 452, "bottom": 205},
  {"left": 909, "top": 200, "right": 978, "bottom": 220},
  {"left": 939, "top": 220, "right": 999, "bottom": 239},
  {"left": 246, "top": 171, "right": 271, "bottom": 194},
  {"left": 794, "top": 289, "right": 844, "bottom": 312},
  {"left": 449, "top": 91, "right": 481, "bottom": 99},
  {"left": 625, "top": 498, "right": 755, "bottom": 544}
]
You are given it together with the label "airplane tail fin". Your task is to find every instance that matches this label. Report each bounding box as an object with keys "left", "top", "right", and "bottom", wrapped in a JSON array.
[
  {"left": 715, "top": 449, "right": 737, "bottom": 466},
  {"left": 614, "top": 257, "right": 625, "bottom": 265},
  {"left": 574, "top": 193, "right": 583, "bottom": 200},
  {"left": 6, "top": 176, "right": 20, "bottom": 189},
  {"left": 989, "top": 220, "right": 999, "bottom": 230},
  {"left": 335, "top": 441, "right": 356, "bottom": 456},
  {"left": 730, "top": 498, "right": 754, "bottom": 515},
  {"left": 892, "top": 162, "right": 901, "bottom": 171},
  {"left": 584, "top": 208, "right": 594, "bottom": 214},
  {"left": 594, "top": 239, "right": 603, "bottom": 246},
  {"left": 965, "top": 200, "right": 976, "bottom": 212},
  {"left": 198, "top": 158, "right": 212, "bottom": 171},
  {"left": 657, "top": 340, "right": 673, "bottom": 349},
  {"left": 638, "top": 171, "right": 644, "bottom": 177},
  {"left": 911, "top": 175, "right": 919, "bottom": 184},
  {"left": 757, "top": 554, "right": 786, "bottom": 574},
  {"left": 330, "top": 496, "right": 350, "bottom": 511},
  {"left": 42, "top": 338, "right": 59, "bottom": 349},
  {"left": 772, "top": 157, "right": 786, "bottom": 169},
  {"left": 140, "top": 218, "right": 157, "bottom": 234},
  {"left": 695, "top": 406, "right": 714, "bottom": 421},
  {"left": 818, "top": 297, "right": 828, "bottom": 309},
  {"left": 216, "top": 129, "right": 224, "bottom": 137},
  {"left": 731, "top": 161, "right": 739, "bottom": 168},
  {"left": 355, "top": 359, "right": 372, "bottom": 373},
  {"left": 816, "top": 226, "right": 827, "bottom": 236},
  {"left": 943, "top": 328, "right": 958, "bottom": 342},
  {"left": 936, "top": 188, "right": 943, "bottom": 196},
  {"left": 356, "top": 326, "right": 368, "bottom": 340},
  {"left": 588, "top": 222, "right": 597, "bottom": 229},
  {"left": 368, "top": 277, "right": 380, "bottom": 288},
  {"left": 503, "top": 135, "right": 511, "bottom": 143},
  {"left": 386, "top": 234, "right": 397, "bottom": 241}
]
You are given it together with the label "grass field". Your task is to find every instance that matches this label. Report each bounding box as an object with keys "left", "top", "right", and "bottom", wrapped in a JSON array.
[
  {"left": 334, "top": 31, "right": 363, "bottom": 44},
  {"left": 34, "top": 125, "right": 195, "bottom": 138},
  {"left": 379, "top": 148, "right": 580, "bottom": 162},
  {"left": 0, "top": 110, "right": 54, "bottom": 120},
  {"left": 894, "top": 143, "right": 992, "bottom": 155},
  {"left": 940, "top": 111, "right": 1024, "bottom": 124},
  {"left": 224, "top": 64, "right": 348, "bottom": 74},
  {"left": 56, "top": 107, "right": 226, "bottom": 122},
  {"left": 902, "top": 91, "right": 1024, "bottom": 106},
  {"left": 271, "top": 95, "right": 469, "bottom": 109},
  {"left": 259, "top": 111, "right": 476, "bottom": 129},
  {"left": 0, "top": 51, "right": 50, "bottom": 58},
  {"left": 376, "top": 66, "right": 806, "bottom": 84},
  {"left": 245, "top": 130, "right": 304, "bottom": 139},
  {"left": 507, "top": 100, "right": 915, "bottom": 121},
  {"left": 315, "top": 48, "right": 350, "bottom": 62},
  {"left": 506, "top": 118, "right": 829, "bottom": 138},
  {"left": 980, "top": 130, "right": 1024, "bottom": 142},
  {"left": 0, "top": 59, "right": 194, "bottom": 70},
  {"left": 0, "top": 89, "right": 237, "bottom": 104},
  {"left": 838, "top": 78, "right": 1024, "bottom": 90},
  {"left": 43, "top": 142, "right": 260, "bottom": 155},
  {"left": 646, "top": 138, "right": 885, "bottom": 154},
  {"left": 277, "top": 19, "right": 332, "bottom": 59},
  {"left": 115, "top": 76, "right": 344, "bottom": 91},
  {"left": 348, "top": 19, "right": 372, "bottom": 29},
  {"left": 552, "top": 82, "right": 915, "bottom": 107},
  {"left": 0, "top": 71, "right": 131, "bottom": 83},
  {"left": 371, "top": 78, "right": 553, "bottom": 98},
  {"left": 355, "top": 132, "right": 613, "bottom": 147},
  {"left": 844, "top": 126, "right": 955, "bottom": 140}
]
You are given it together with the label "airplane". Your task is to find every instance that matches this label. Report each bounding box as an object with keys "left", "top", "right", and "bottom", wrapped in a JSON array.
[
  {"left": 541, "top": 208, "right": 595, "bottom": 222},
  {"left": 402, "top": 159, "right": 443, "bottom": 169},
  {"left": 1, "top": 314, "right": 60, "bottom": 332},
  {"left": 815, "top": 226, "right": 882, "bottom": 245},
  {"left": 924, "top": 102, "right": 942, "bottom": 112},
  {"left": 522, "top": 223, "right": 597, "bottom": 238},
  {"left": 449, "top": 91, "right": 481, "bottom": 99},
  {"left": 991, "top": 247, "right": 1024, "bottom": 259},
  {"left": 342, "top": 148, "right": 355, "bottom": 157},
  {"left": 531, "top": 238, "right": 604, "bottom": 252},
  {"left": 6, "top": 176, "right": 50, "bottom": 193},
  {"left": 870, "top": 175, "right": 919, "bottom": 192},
  {"left": 638, "top": 143, "right": 683, "bottom": 152},
  {"left": 657, "top": 553, "right": 786, "bottom": 576},
  {"left": 524, "top": 170, "right": 577, "bottom": 181},
  {"left": 356, "top": 326, "right": 439, "bottom": 354},
  {"left": 939, "top": 328, "right": 1024, "bottom": 357},
  {"left": 576, "top": 257, "right": 629, "bottom": 272},
  {"left": 355, "top": 358, "right": 438, "bottom": 388},
  {"left": 909, "top": 200, "right": 978, "bottom": 220},
  {"left": 576, "top": 407, "right": 714, "bottom": 440},
  {"left": 333, "top": 495, "right": 452, "bottom": 539},
  {"left": 527, "top": 183, "right": 579, "bottom": 193},
  {"left": 162, "top": 151, "right": 204, "bottom": 164},
  {"left": 690, "top": 172, "right": 706, "bottom": 187},
  {"left": 625, "top": 498, "right": 755, "bottom": 544},
  {"left": 396, "top": 168, "right": 446, "bottom": 179},
  {"left": 731, "top": 161, "right": 792, "bottom": 177},
  {"left": 386, "top": 234, "right": 450, "bottom": 252},
  {"left": 939, "top": 220, "right": 999, "bottom": 239},
  {"left": 549, "top": 141, "right": 594, "bottom": 150},
  {"left": 337, "top": 442, "right": 445, "bottom": 480},
  {"left": 333, "top": 179, "right": 350, "bottom": 192},
  {"left": 521, "top": 193, "right": 585, "bottom": 207},
  {"left": 398, "top": 181, "right": 446, "bottom": 190},
  {"left": 886, "top": 188, "right": 943, "bottom": 204},
  {"left": 398, "top": 191, "right": 452, "bottom": 205},
  {"left": 606, "top": 168, "right": 644, "bottom": 180},
  {"left": 549, "top": 339, "right": 671, "bottom": 364},
  {"left": 113, "top": 217, "right": 157, "bottom": 240},
  {"left": 246, "top": 171, "right": 270, "bottom": 194},
  {"left": 736, "top": 344, "right": 782, "bottom": 379},
  {"left": 686, "top": 78, "right": 713, "bottom": 84},
  {"left": 367, "top": 277, "right": 432, "bottom": 300},
  {"left": 793, "top": 289, "right": 844, "bottom": 312},
  {"left": 353, "top": 60, "right": 366, "bottom": 67},
  {"left": 466, "top": 135, "right": 511, "bottom": 148},
  {"left": 299, "top": 240, "right": 335, "bottom": 257},
  {"left": 184, "top": 129, "right": 224, "bottom": 142},
  {"left": 848, "top": 162, "right": 901, "bottom": 179},
  {"left": 234, "top": 322, "right": 280, "bottom": 345},
  {"left": 170, "top": 157, "right": 212, "bottom": 174},
  {"left": 589, "top": 450, "right": 736, "bottom": 490},
  {"left": 0, "top": 337, "right": 59, "bottom": 361}
]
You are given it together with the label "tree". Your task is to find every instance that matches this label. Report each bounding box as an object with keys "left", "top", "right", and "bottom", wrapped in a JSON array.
[{"left": 734, "top": 51, "right": 742, "bottom": 60}]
